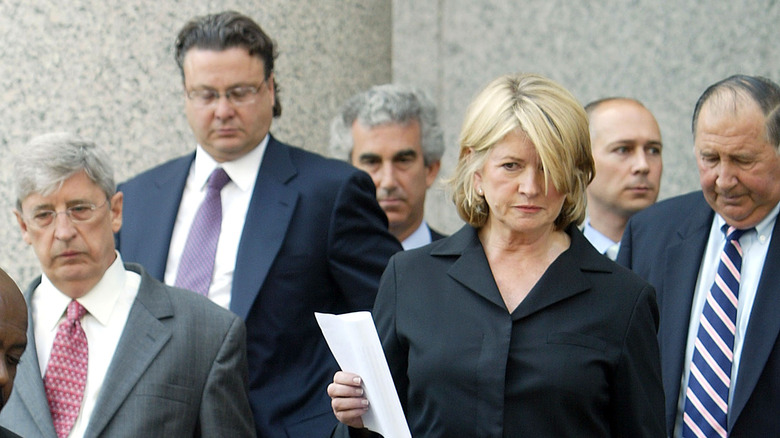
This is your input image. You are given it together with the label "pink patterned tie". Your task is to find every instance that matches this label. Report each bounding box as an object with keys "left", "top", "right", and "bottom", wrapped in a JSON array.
[
  {"left": 45, "top": 300, "right": 88, "bottom": 438},
  {"left": 175, "top": 167, "right": 231, "bottom": 295}
]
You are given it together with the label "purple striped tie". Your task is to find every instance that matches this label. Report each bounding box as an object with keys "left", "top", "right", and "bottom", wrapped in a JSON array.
[
  {"left": 174, "top": 167, "right": 231, "bottom": 295},
  {"left": 683, "top": 225, "right": 748, "bottom": 438}
]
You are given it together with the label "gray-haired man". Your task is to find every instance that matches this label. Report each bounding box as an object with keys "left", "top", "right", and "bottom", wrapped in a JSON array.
[{"left": 330, "top": 84, "right": 446, "bottom": 249}]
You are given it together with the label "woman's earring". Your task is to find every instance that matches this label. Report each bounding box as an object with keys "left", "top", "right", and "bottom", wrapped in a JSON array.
[{"left": 477, "top": 188, "right": 484, "bottom": 196}]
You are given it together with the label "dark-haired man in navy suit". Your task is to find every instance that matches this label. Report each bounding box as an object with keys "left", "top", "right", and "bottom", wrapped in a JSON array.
[
  {"left": 116, "top": 11, "right": 401, "bottom": 438},
  {"left": 618, "top": 74, "right": 780, "bottom": 437}
]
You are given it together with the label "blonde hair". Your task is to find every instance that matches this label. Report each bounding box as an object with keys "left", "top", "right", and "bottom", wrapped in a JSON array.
[{"left": 450, "top": 73, "right": 593, "bottom": 229}]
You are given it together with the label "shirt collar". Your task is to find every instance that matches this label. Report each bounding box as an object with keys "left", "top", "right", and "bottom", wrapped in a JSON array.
[
  {"left": 581, "top": 218, "right": 618, "bottom": 254},
  {"left": 402, "top": 220, "right": 432, "bottom": 250},
  {"left": 714, "top": 200, "right": 780, "bottom": 245},
  {"left": 38, "top": 251, "right": 127, "bottom": 330},
  {"left": 193, "top": 134, "right": 268, "bottom": 192}
]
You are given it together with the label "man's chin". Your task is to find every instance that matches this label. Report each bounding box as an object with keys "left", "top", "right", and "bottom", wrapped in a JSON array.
[
  {"left": 619, "top": 199, "right": 656, "bottom": 215},
  {"left": 380, "top": 200, "right": 409, "bottom": 215},
  {"left": 49, "top": 264, "right": 94, "bottom": 282},
  {"left": 386, "top": 212, "right": 411, "bottom": 227}
]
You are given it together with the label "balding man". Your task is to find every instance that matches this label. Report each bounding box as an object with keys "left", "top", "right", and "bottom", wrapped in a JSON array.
[
  {"left": 619, "top": 75, "right": 780, "bottom": 436},
  {"left": 583, "top": 98, "right": 663, "bottom": 259}
]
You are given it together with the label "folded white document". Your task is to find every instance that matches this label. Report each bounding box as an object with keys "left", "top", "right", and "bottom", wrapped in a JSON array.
[{"left": 315, "top": 311, "right": 411, "bottom": 438}]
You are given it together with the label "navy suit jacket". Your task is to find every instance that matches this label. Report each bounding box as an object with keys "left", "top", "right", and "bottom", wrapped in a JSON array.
[
  {"left": 0, "top": 263, "right": 254, "bottom": 437},
  {"left": 429, "top": 227, "right": 446, "bottom": 242},
  {"left": 618, "top": 191, "right": 780, "bottom": 436},
  {"left": 116, "top": 136, "right": 402, "bottom": 438}
]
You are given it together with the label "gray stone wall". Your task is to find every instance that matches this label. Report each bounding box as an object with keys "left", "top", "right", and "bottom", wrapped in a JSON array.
[
  {"left": 395, "top": 0, "right": 780, "bottom": 235},
  {"left": 5, "top": 0, "right": 780, "bottom": 287},
  {"left": 0, "top": 0, "right": 391, "bottom": 287}
]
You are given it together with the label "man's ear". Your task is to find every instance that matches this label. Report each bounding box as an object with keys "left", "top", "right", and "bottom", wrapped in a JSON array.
[
  {"left": 425, "top": 160, "right": 441, "bottom": 188},
  {"left": 14, "top": 209, "right": 32, "bottom": 245},
  {"left": 110, "top": 192, "right": 123, "bottom": 233}
]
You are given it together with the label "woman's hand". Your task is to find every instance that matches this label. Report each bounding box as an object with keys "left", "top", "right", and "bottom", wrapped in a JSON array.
[{"left": 328, "top": 371, "right": 369, "bottom": 429}]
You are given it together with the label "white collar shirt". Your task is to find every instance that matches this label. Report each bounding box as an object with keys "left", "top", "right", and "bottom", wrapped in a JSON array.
[
  {"left": 164, "top": 135, "right": 267, "bottom": 309},
  {"left": 401, "top": 220, "right": 433, "bottom": 250},
  {"left": 673, "top": 201, "right": 779, "bottom": 437},
  {"left": 33, "top": 252, "right": 140, "bottom": 438},
  {"left": 582, "top": 219, "right": 619, "bottom": 255}
]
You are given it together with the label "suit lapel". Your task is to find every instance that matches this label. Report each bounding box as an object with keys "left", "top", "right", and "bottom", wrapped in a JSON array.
[
  {"left": 230, "top": 136, "right": 298, "bottom": 320},
  {"left": 729, "top": 216, "right": 780, "bottom": 430},
  {"left": 84, "top": 267, "right": 172, "bottom": 437},
  {"left": 442, "top": 227, "right": 505, "bottom": 310},
  {"left": 12, "top": 280, "right": 57, "bottom": 437},
  {"left": 440, "top": 225, "right": 601, "bottom": 316},
  {"left": 121, "top": 154, "right": 192, "bottom": 280},
  {"left": 146, "top": 155, "right": 192, "bottom": 278},
  {"left": 514, "top": 226, "right": 603, "bottom": 320},
  {"left": 658, "top": 202, "right": 712, "bottom": 431}
]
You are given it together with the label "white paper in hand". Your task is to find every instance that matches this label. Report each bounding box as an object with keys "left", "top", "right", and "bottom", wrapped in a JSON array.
[{"left": 315, "top": 311, "right": 411, "bottom": 438}]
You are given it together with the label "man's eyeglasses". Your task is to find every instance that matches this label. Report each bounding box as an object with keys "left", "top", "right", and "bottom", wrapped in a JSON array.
[
  {"left": 23, "top": 200, "right": 109, "bottom": 228},
  {"left": 186, "top": 84, "right": 264, "bottom": 108}
]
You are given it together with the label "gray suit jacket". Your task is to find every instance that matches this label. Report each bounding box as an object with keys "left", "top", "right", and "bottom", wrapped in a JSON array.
[{"left": 0, "top": 263, "right": 255, "bottom": 437}]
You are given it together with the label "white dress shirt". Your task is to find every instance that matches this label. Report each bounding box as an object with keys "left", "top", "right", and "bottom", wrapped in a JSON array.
[
  {"left": 33, "top": 252, "right": 140, "bottom": 438},
  {"left": 673, "top": 202, "right": 779, "bottom": 438},
  {"left": 582, "top": 219, "right": 619, "bottom": 258},
  {"left": 402, "top": 220, "right": 434, "bottom": 250},
  {"left": 164, "top": 136, "right": 267, "bottom": 309}
]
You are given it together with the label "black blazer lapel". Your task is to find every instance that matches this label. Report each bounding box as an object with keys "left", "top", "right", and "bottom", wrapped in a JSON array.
[
  {"left": 438, "top": 225, "right": 602, "bottom": 317},
  {"left": 514, "top": 226, "right": 602, "bottom": 320},
  {"left": 432, "top": 227, "right": 505, "bottom": 310}
]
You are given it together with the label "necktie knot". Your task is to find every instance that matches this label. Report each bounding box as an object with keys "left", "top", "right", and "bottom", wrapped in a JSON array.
[
  {"left": 208, "top": 167, "right": 231, "bottom": 192},
  {"left": 723, "top": 225, "right": 750, "bottom": 243},
  {"left": 66, "top": 300, "right": 87, "bottom": 323}
]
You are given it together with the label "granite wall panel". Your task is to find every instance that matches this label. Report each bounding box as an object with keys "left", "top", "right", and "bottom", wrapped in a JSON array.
[
  {"left": 5, "top": 0, "right": 779, "bottom": 286},
  {"left": 0, "top": 0, "right": 391, "bottom": 287},
  {"left": 394, "top": 0, "right": 780, "bottom": 234}
]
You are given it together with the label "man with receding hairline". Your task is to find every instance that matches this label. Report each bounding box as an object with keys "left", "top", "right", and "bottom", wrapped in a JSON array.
[
  {"left": 583, "top": 97, "right": 663, "bottom": 260},
  {"left": 619, "top": 74, "right": 780, "bottom": 436}
]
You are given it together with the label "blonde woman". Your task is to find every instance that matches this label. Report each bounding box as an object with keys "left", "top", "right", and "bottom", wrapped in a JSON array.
[{"left": 329, "top": 73, "right": 665, "bottom": 437}]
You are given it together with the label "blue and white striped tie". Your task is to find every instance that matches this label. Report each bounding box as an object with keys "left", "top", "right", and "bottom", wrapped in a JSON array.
[{"left": 683, "top": 226, "right": 748, "bottom": 438}]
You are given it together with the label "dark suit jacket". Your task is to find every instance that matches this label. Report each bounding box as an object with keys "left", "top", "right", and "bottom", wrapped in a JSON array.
[
  {"left": 429, "top": 227, "right": 446, "bottom": 242},
  {"left": 116, "top": 136, "right": 402, "bottom": 438},
  {"left": 0, "top": 263, "right": 254, "bottom": 437},
  {"left": 0, "top": 426, "right": 21, "bottom": 438},
  {"left": 339, "top": 224, "right": 664, "bottom": 437},
  {"left": 618, "top": 191, "right": 780, "bottom": 436}
]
